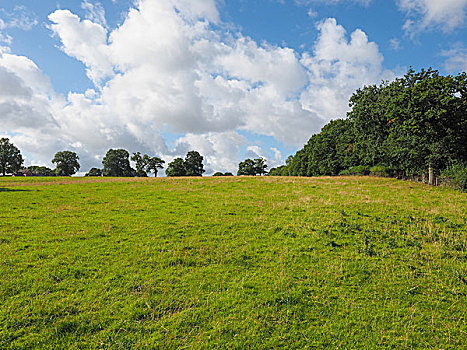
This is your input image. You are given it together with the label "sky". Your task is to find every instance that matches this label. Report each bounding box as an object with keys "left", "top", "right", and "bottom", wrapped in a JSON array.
[{"left": 0, "top": 0, "right": 466, "bottom": 175}]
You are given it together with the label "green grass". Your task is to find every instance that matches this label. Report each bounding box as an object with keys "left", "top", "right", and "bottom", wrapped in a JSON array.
[{"left": 0, "top": 176, "right": 466, "bottom": 349}]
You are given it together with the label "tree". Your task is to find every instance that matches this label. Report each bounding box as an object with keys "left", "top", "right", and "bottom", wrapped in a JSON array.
[
  {"left": 146, "top": 156, "right": 165, "bottom": 177},
  {"left": 102, "top": 149, "right": 135, "bottom": 177},
  {"left": 0, "top": 138, "right": 23, "bottom": 176},
  {"left": 184, "top": 151, "right": 205, "bottom": 176},
  {"left": 85, "top": 168, "right": 103, "bottom": 176},
  {"left": 213, "top": 172, "right": 224, "bottom": 176},
  {"left": 27, "top": 166, "right": 55, "bottom": 176},
  {"left": 131, "top": 152, "right": 148, "bottom": 177},
  {"left": 166, "top": 158, "right": 186, "bottom": 177},
  {"left": 237, "top": 159, "right": 256, "bottom": 175},
  {"left": 52, "top": 151, "right": 80, "bottom": 176},
  {"left": 254, "top": 158, "right": 268, "bottom": 176}
]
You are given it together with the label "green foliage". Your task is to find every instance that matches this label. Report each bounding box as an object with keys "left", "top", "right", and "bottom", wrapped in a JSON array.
[
  {"left": 238, "top": 158, "right": 268, "bottom": 176},
  {"left": 278, "top": 69, "right": 466, "bottom": 182},
  {"left": 0, "top": 176, "right": 465, "bottom": 348},
  {"left": 441, "top": 163, "right": 467, "bottom": 192},
  {"left": 26, "top": 166, "right": 56, "bottom": 176},
  {"left": 213, "top": 172, "right": 224, "bottom": 176},
  {"left": 184, "top": 151, "right": 205, "bottom": 176},
  {"left": 52, "top": 151, "right": 80, "bottom": 176},
  {"left": 166, "top": 158, "right": 186, "bottom": 177},
  {"left": 102, "top": 149, "right": 135, "bottom": 177},
  {"left": 85, "top": 168, "right": 103, "bottom": 177},
  {"left": 0, "top": 138, "right": 23, "bottom": 176},
  {"left": 237, "top": 158, "right": 256, "bottom": 175},
  {"left": 339, "top": 165, "right": 370, "bottom": 176},
  {"left": 370, "top": 166, "right": 394, "bottom": 177},
  {"left": 146, "top": 156, "right": 164, "bottom": 177}
]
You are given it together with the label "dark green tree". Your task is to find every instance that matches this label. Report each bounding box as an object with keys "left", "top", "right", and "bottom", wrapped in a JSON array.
[
  {"left": 184, "top": 151, "right": 205, "bottom": 176},
  {"left": 27, "top": 166, "right": 55, "bottom": 176},
  {"left": 0, "top": 138, "right": 23, "bottom": 176},
  {"left": 85, "top": 168, "right": 103, "bottom": 176},
  {"left": 131, "top": 152, "right": 148, "bottom": 177},
  {"left": 254, "top": 158, "right": 268, "bottom": 176},
  {"left": 52, "top": 151, "right": 80, "bottom": 176},
  {"left": 213, "top": 172, "right": 224, "bottom": 176},
  {"left": 166, "top": 158, "right": 186, "bottom": 177},
  {"left": 146, "top": 156, "right": 165, "bottom": 177},
  {"left": 237, "top": 159, "right": 256, "bottom": 175},
  {"left": 102, "top": 149, "right": 135, "bottom": 177}
]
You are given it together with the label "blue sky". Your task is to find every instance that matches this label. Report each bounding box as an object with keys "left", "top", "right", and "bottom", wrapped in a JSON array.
[{"left": 1, "top": 0, "right": 466, "bottom": 174}]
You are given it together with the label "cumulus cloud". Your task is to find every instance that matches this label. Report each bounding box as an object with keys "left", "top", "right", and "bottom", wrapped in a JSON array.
[
  {"left": 2, "top": 0, "right": 392, "bottom": 174},
  {"left": 300, "top": 18, "right": 393, "bottom": 122},
  {"left": 397, "top": 0, "right": 467, "bottom": 35}
]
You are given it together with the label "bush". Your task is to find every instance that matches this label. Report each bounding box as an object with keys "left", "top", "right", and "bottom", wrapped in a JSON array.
[
  {"left": 370, "top": 166, "right": 394, "bottom": 177},
  {"left": 441, "top": 164, "right": 467, "bottom": 192},
  {"left": 339, "top": 166, "right": 370, "bottom": 176}
]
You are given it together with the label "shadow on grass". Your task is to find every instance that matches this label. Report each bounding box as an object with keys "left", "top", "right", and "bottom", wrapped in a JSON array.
[{"left": 0, "top": 188, "right": 31, "bottom": 192}]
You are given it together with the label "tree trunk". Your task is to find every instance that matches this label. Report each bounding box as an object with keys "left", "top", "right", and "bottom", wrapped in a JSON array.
[{"left": 428, "top": 160, "right": 434, "bottom": 186}]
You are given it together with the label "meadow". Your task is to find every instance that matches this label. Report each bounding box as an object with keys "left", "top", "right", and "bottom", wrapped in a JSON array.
[{"left": 0, "top": 176, "right": 466, "bottom": 349}]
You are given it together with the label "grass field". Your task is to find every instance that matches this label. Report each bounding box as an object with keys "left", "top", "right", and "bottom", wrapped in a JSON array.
[{"left": 0, "top": 176, "right": 466, "bottom": 349}]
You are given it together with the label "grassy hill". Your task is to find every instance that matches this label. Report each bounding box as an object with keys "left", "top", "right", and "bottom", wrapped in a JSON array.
[{"left": 0, "top": 176, "right": 466, "bottom": 349}]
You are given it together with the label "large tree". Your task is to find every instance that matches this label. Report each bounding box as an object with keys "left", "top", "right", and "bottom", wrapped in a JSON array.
[
  {"left": 184, "top": 151, "right": 205, "bottom": 176},
  {"left": 52, "top": 151, "right": 80, "bottom": 176},
  {"left": 131, "top": 152, "right": 148, "bottom": 177},
  {"left": 166, "top": 158, "right": 186, "bottom": 177},
  {"left": 237, "top": 159, "right": 256, "bottom": 175},
  {"left": 102, "top": 149, "right": 135, "bottom": 177},
  {"left": 0, "top": 138, "right": 23, "bottom": 176},
  {"left": 146, "top": 156, "right": 165, "bottom": 177},
  {"left": 254, "top": 158, "right": 268, "bottom": 176}
]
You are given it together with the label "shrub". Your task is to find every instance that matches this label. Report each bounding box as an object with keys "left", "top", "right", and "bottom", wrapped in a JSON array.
[
  {"left": 339, "top": 166, "right": 370, "bottom": 176},
  {"left": 441, "top": 164, "right": 467, "bottom": 192},
  {"left": 370, "top": 166, "right": 394, "bottom": 177}
]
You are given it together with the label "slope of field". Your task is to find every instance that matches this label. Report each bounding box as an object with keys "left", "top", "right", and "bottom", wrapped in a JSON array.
[{"left": 0, "top": 176, "right": 466, "bottom": 349}]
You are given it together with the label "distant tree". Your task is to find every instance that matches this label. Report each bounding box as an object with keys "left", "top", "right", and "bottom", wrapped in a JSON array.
[
  {"left": 184, "top": 151, "right": 205, "bottom": 176},
  {"left": 166, "top": 158, "right": 186, "bottom": 177},
  {"left": 85, "top": 168, "right": 103, "bottom": 177},
  {"left": 213, "top": 172, "right": 224, "bottom": 176},
  {"left": 224, "top": 172, "right": 234, "bottom": 176},
  {"left": 254, "top": 158, "right": 268, "bottom": 176},
  {"left": 52, "top": 151, "right": 80, "bottom": 176},
  {"left": 146, "top": 156, "right": 165, "bottom": 177},
  {"left": 0, "top": 138, "right": 23, "bottom": 176},
  {"left": 27, "top": 166, "right": 55, "bottom": 176},
  {"left": 131, "top": 152, "right": 148, "bottom": 177},
  {"left": 102, "top": 149, "right": 135, "bottom": 177},
  {"left": 237, "top": 159, "right": 256, "bottom": 176}
]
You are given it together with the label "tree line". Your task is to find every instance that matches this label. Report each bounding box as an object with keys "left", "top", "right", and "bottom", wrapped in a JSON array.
[
  {"left": 1, "top": 137, "right": 271, "bottom": 177},
  {"left": 270, "top": 68, "right": 467, "bottom": 189}
]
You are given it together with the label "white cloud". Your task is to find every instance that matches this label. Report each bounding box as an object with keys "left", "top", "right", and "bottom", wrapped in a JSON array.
[
  {"left": 0, "top": 6, "right": 38, "bottom": 31},
  {"left": 300, "top": 18, "right": 393, "bottom": 122},
  {"left": 440, "top": 44, "right": 467, "bottom": 72},
  {"left": 1, "top": 0, "right": 392, "bottom": 174},
  {"left": 81, "top": 0, "right": 108, "bottom": 28},
  {"left": 397, "top": 0, "right": 467, "bottom": 35}
]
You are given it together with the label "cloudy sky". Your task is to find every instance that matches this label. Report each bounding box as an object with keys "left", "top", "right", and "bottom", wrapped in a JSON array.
[{"left": 1, "top": 0, "right": 466, "bottom": 175}]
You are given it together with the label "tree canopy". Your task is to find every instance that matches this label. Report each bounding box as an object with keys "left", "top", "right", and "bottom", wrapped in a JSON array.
[
  {"left": 52, "top": 151, "right": 80, "bottom": 176},
  {"left": 166, "top": 158, "right": 186, "bottom": 177},
  {"left": 0, "top": 138, "right": 23, "bottom": 176},
  {"left": 274, "top": 68, "right": 467, "bottom": 182},
  {"left": 102, "top": 149, "right": 135, "bottom": 177},
  {"left": 238, "top": 158, "right": 268, "bottom": 176}
]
